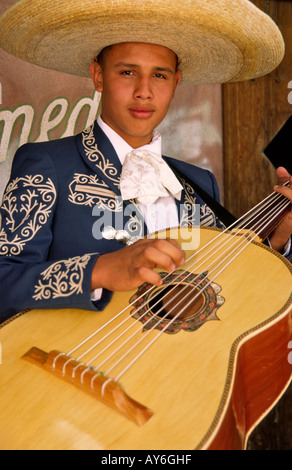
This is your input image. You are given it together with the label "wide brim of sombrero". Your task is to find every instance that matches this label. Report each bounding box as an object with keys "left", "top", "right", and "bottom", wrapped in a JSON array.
[{"left": 0, "top": 0, "right": 285, "bottom": 84}]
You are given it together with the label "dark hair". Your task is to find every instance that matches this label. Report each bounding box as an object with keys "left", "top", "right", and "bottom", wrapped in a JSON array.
[
  {"left": 94, "top": 45, "right": 114, "bottom": 69},
  {"left": 94, "top": 44, "right": 181, "bottom": 71}
]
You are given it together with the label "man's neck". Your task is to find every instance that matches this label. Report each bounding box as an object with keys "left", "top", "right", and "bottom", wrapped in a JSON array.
[{"left": 97, "top": 115, "right": 162, "bottom": 165}]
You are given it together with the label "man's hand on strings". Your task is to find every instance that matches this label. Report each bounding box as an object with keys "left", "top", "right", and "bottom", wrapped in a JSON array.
[
  {"left": 91, "top": 238, "right": 186, "bottom": 292},
  {"left": 269, "top": 167, "right": 292, "bottom": 253}
]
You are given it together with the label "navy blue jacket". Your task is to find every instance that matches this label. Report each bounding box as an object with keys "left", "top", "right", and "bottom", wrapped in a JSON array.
[{"left": 0, "top": 122, "right": 224, "bottom": 323}]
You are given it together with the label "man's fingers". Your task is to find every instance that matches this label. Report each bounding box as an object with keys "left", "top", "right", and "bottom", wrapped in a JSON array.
[
  {"left": 135, "top": 265, "right": 164, "bottom": 286},
  {"left": 91, "top": 238, "right": 186, "bottom": 292},
  {"left": 276, "top": 167, "right": 291, "bottom": 185},
  {"left": 274, "top": 184, "right": 292, "bottom": 202},
  {"left": 139, "top": 239, "right": 185, "bottom": 271}
]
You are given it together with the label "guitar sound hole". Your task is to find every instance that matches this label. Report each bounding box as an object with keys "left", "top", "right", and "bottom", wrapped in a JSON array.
[{"left": 148, "top": 284, "right": 205, "bottom": 320}]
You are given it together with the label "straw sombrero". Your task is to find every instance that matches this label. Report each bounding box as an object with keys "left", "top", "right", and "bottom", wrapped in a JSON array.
[{"left": 0, "top": 0, "right": 285, "bottom": 84}]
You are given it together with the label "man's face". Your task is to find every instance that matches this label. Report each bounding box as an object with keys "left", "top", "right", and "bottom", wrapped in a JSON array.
[{"left": 90, "top": 42, "right": 181, "bottom": 148}]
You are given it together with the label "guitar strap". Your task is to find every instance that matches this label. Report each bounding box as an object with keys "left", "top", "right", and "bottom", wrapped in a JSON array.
[{"left": 168, "top": 163, "right": 238, "bottom": 227}]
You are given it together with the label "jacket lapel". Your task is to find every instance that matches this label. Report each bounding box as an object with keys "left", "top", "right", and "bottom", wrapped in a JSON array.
[
  {"left": 165, "top": 156, "right": 220, "bottom": 228},
  {"left": 76, "top": 125, "right": 211, "bottom": 237},
  {"left": 162, "top": 156, "right": 199, "bottom": 227},
  {"left": 76, "top": 121, "right": 122, "bottom": 196},
  {"left": 76, "top": 121, "right": 147, "bottom": 239}
]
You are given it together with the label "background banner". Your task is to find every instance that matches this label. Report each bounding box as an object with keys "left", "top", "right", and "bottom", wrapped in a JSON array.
[{"left": 0, "top": 0, "right": 223, "bottom": 201}]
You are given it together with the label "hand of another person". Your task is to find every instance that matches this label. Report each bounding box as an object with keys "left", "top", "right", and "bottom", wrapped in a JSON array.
[
  {"left": 91, "top": 238, "right": 186, "bottom": 292},
  {"left": 269, "top": 167, "right": 292, "bottom": 253}
]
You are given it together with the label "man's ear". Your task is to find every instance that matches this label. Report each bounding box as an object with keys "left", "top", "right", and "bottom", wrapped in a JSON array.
[
  {"left": 175, "top": 70, "right": 182, "bottom": 88},
  {"left": 90, "top": 61, "right": 103, "bottom": 92},
  {"left": 171, "top": 70, "right": 181, "bottom": 99},
  {"left": 175, "top": 70, "right": 181, "bottom": 88}
]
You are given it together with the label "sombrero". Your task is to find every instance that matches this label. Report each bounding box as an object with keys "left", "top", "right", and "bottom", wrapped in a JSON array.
[{"left": 0, "top": 0, "right": 285, "bottom": 84}]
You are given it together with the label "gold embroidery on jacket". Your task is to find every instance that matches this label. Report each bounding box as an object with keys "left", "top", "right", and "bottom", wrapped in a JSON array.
[
  {"left": 69, "top": 173, "right": 119, "bottom": 209},
  {"left": 33, "top": 253, "right": 97, "bottom": 300},
  {"left": 78, "top": 124, "right": 216, "bottom": 233},
  {"left": 180, "top": 179, "right": 216, "bottom": 227},
  {"left": 72, "top": 127, "right": 145, "bottom": 238},
  {"left": 0, "top": 175, "right": 56, "bottom": 256},
  {"left": 82, "top": 125, "right": 120, "bottom": 187}
]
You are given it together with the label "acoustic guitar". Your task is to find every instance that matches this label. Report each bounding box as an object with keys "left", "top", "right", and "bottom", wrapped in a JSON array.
[{"left": 0, "top": 185, "right": 291, "bottom": 450}]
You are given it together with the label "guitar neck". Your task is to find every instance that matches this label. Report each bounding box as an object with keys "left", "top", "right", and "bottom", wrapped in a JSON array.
[{"left": 234, "top": 184, "right": 291, "bottom": 241}]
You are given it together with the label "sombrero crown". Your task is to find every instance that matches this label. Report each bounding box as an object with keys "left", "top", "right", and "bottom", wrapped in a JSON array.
[{"left": 0, "top": 0, "right": 285, "bottom": 84}]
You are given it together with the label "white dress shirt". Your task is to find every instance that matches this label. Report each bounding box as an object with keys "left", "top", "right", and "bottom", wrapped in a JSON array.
[
  {"left": 97, "top": 116, "right": 181, "bottom": 232},
  {"left": 91, "top": 116, "right": 181, "bottom": 301}
]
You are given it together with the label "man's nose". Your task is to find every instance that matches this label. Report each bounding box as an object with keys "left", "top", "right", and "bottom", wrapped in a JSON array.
[{"left": 134, "top": 76, "right": 154, "bottom": 100}]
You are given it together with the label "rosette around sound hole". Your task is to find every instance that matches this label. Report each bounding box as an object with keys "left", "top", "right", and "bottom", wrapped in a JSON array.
[{"left": 129, "top": 270, "right": 225, "bottom": 334}]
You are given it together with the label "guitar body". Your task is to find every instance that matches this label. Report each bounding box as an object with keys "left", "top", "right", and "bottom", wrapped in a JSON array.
[{"left": 0, "top": 226, "right": 291, "bottom": 450}]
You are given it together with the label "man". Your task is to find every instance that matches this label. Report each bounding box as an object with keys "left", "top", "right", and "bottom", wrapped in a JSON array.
[
  {"left": 89, "top": 42, "right": 292, "bottom": 293},
  {"left": 0, "top": 0, "right": 291, "bottom": 323}
]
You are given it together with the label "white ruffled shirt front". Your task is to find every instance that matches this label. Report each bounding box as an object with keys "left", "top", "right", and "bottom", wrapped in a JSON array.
[
  {"left": 97, "top": 116, "right": 181, "bottom": 233},
  {"left": 120, "top": 149, "right": 183, "bottom": 205},
  {"left": 91, "top": 116, "right": 182, "bottom": 301}
]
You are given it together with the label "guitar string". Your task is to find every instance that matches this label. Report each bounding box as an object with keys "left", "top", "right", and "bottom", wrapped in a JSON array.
[
  {"left": 62, "top": 187, "right": 286, "bottom": 373},
  {"left": 62, "top": 191, "right": 289, "bottom": 379},
  {"left": 100, "top": 197, "right": 290, "bottom": 387},
  {"left": 97, "top": 196, "right": 290, "bottom": 374},
  {"left": 78, "top": 194, "right": 288, "bottom": 379},
  {"left": 54, "top": 182, "right": 288, "bottom": 372},
  {"left": 58, "top": 187, "right": 289, "bottom": 374}
]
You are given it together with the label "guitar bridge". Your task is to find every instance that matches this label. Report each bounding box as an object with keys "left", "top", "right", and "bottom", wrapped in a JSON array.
[{"left": 22, "top": 347, "right": 153, "bottom": 426}]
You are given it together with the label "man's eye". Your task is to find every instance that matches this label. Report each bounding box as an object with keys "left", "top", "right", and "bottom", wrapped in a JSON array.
[
  {"left": 121, "top": 70, "right": 133, "bottom": 76},
  {"left": 154, "top": 73, "right": 167, "bottom": 79}
]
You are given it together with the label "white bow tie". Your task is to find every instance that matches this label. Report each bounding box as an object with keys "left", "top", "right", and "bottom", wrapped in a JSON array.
[{"left": 120, "top": 150, "right": 183, "bottom": 205}]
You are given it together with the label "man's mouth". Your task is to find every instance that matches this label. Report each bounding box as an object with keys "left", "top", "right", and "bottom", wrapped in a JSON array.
[{"left": 128, "top": 106, "right": 155, "bottom": 119}]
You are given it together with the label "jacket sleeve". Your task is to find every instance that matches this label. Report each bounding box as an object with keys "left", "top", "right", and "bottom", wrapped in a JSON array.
[
  {"left": 207, "top": 170, "right": 220, "bottom": 203},
  {"left": 0, "top": 144, "right": 111, "bottom": 324}
]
